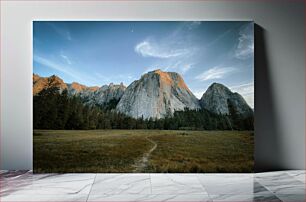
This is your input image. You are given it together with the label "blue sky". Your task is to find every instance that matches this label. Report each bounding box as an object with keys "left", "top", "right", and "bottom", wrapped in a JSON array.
[{"left": 33, "top": 21, "right": 254, "bottom": 107}]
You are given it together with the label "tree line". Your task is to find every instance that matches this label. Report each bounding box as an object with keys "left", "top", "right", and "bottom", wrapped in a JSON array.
[{"left": 33, "top": 86, "right": 254, "bottom": 131}]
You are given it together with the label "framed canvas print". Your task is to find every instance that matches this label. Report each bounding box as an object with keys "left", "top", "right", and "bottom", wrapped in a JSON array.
[{"left": 33, "top": 21, "right": 254, "bottom": 173}]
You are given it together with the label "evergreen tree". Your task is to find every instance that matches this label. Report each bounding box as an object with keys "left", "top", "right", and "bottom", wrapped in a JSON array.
[{"left": 34, "top": 91, "right": 253, "bottom": 131}]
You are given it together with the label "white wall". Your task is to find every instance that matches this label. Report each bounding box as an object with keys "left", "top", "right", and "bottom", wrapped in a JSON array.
[{"left": 1, "top": 0, "right": 304, "bottom": 171}]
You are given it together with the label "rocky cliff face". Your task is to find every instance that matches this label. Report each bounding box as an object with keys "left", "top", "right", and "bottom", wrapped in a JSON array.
[
  {"left": 34, "top": 73, "right": 253, "bottom": 120},
  {"left": 33, "top": 74, "right": 68, "bottom": 95},
  {"left": 67, "top": 82, "right": 100, "bottom": 103},
  {"left": 116, "top": 69, "right": 200, "bottom": 119},
  {"left": 67, "top": 82, "right": 99, "bottom": 95},
  {"left": 200, "top": 83, "right": 253, "bottom": 117},
  {"left": 87, "top": 83, "right": 126, "bottom": 106},
  {"left": 33, "top": 74, "right": 125, "bottom": 106}
]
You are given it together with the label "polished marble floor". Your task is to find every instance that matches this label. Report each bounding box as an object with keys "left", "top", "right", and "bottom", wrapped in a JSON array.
[{"left": 0, "top": 170, "right": 305, "bottom": 202}]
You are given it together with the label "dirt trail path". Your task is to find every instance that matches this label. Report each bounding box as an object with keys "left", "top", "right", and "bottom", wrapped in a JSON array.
[{"left": 133, "top": 136, "right": 157, "bottom": 172}]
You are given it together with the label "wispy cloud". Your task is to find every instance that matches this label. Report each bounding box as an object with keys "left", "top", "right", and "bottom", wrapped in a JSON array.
[
  {"left": 34, "top": 54, "right": 101, "bottom": 86},
  {"left": 135, "top": 40, "right": 189, "bottom": 59},
  {"left": 95, "top": 72, "right": 110, "bottom": 82},
  {"left": 95, "top": 72, "right": 136, "bottom": 86},
  {"left": 143, "top": 61, "right": 195, "bottom": 76},
  {"left": 192, "top": 89, "right": 206, "bottom": 99},
  {"left": 206, "top": 29, "right": 233, "bottom": 48},
  {"left": 235, "top": 24, "right": 254, "bottom": 60},
  {"left": 187, "top": 21, "right": 201, "bottom": 30},
  {"left": 230, "top": 82, "right": 254, "bottom": 95},
  {"left": 230, "top": 82, "right": 254, "bottom": 108},
  {"left": 34, "top": 54, "right": 79, "bottom": 79},
  {"left": 135, "top": 22, "right": 200, "bottom": 75},
  {"left": 181, "top": 63, "right": 194, "bottom": 74},
  {"left": 60, "top": 52, "right": 72, "bottom": 65},
  {"left": 49, "top": 23, "right": 72, "bottom": 41},
  {"left": 196, "top": 66, "right": 236, "bottom": 81}
]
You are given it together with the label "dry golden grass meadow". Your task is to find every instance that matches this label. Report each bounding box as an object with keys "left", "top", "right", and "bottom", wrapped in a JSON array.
[{"left": 34, "top": 130, "right": 254, "bottom": 173}]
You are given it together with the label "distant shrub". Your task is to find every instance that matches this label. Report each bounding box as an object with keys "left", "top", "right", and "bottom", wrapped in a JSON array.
[
  {"left": 178, "top": 132, "right": 189, "bottom": 136},
  {"left": 33, "top": 133, "right": 43, "bottom": 136}
]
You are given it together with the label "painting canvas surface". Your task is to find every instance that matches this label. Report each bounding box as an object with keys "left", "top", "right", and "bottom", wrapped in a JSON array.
[{"left": 33, "top": 21, "right": 254, "bottom": 173}]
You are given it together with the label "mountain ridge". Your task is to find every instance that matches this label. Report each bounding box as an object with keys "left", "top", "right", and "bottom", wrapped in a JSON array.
[
  {"left": 116, "top": 69, "right": 200, "bottom": 119},
  {"left": 200, "top": 82, "right": 253, "bottom": 118},
  {"left": 33, "top": 70, "right": 253, "bottom": 119},
  {"left": 33, "top": 74, "right": 126, "bottom": 107}
]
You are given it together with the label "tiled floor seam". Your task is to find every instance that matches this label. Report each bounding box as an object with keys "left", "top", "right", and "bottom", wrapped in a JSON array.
[
  {"left": 86, "top": 173, "right": 97, "bottom": 202},
  {"left": 255, "top": 180, "right": 287, "bottom": 202},
  {"left": 195, "top": 175, "right": 213, "bottom": 201},
  {"left": 149, "top": 173, "right": 153, "bottom": 194}
]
